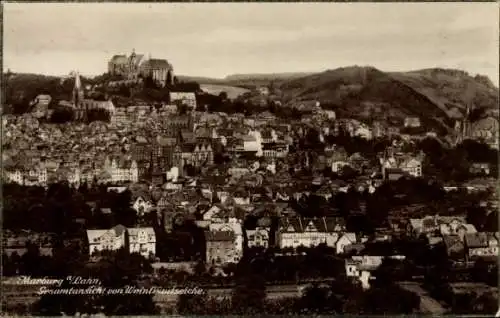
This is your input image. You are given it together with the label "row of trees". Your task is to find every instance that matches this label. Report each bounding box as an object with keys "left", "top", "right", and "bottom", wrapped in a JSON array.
[
  {"left": 31, "top": 249, "right": 158, "bottom": 316},
  {"left": 177, "top": 273, "right": 421, "bottom": 315}
]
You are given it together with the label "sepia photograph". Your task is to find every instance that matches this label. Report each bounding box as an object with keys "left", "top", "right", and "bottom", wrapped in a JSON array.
[{"left": 1, "top": 2, "right": 499, "bottom": 316}]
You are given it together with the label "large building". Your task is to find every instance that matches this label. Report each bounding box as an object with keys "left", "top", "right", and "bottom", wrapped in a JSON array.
[
  {"left": 108, "top": 49, "right": 175, "bottom": 87},
  {"left": 86, "top": 225, "right": 156, "bottom": 259}
]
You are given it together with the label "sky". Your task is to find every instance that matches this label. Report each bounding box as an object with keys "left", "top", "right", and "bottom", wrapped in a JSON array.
[{"left": 3, "top": 3, "right": 499, "bottom": 84}]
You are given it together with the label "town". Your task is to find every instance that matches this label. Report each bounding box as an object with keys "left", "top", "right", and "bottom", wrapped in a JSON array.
[{"left": 2, "top": 47, "right": 498, "bottom": 316}]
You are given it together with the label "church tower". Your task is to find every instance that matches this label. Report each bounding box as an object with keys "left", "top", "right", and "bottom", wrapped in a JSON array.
[{"left": 72, "top": 71, "right": 84, "bottom": 108}]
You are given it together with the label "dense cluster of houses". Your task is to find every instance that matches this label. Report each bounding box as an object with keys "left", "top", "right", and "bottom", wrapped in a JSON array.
[{"left": 4, "top": 100, "right": 439, "bottom": 189}]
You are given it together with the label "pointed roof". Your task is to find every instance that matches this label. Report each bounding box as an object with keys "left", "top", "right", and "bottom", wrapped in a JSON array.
[{"left": 74, "top": 71, "right": 82, "bottom": 91}]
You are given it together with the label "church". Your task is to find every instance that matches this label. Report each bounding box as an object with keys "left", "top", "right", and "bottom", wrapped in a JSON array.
[
  {"left": 72, "top": 72, "right": 115, "bottom": 121},
  {"left": 108, "top": 49, "right": 175, "bottom": 87}
]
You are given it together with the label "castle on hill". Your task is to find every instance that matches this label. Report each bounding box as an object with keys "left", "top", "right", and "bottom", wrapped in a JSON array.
[{"left": 108, "top": 49, "right": 175, "bottom": 88}]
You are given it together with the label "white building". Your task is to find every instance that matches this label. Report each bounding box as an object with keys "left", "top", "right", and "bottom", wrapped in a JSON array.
[
  {"left": 243, "top": 131, "right": 263, "bottom": 156},
  {"left": 246, "top": 227, "right": 270, "bottom": 248},
  {"left": 104, "top": 156, "right": 139, "bottom": 183},
  {"left": 86, "top": 225, "right": 127, "bottom": 256},
  {"left": 345, "top": 255, "right": 406, "bottom": 289},
  {"left": 127, "top": 227, "right": 156, "bottom": 259},
  {"left": 209, "top": 218, "right": 244, "bottom": 261},
  {"left": 132, "top": 196, "right": 154, "bottom": 215}
]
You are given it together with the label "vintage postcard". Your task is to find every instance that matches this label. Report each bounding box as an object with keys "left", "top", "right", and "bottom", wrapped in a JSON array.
[{"left": 1, "top": 2, "right": 498, "bottom": 316}]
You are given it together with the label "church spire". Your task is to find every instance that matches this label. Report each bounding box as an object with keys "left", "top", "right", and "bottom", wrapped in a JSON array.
[{"left": 72, "top": 71, "right": 84, "bottom": 107}]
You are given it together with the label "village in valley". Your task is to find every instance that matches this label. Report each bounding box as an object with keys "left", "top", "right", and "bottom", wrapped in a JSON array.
[{"left": 2, "top": 47, "right": 499, "bottom": 316}]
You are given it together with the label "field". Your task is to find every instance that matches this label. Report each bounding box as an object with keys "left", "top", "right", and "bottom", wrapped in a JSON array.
[{"left": 200, "top": 84, "right": 250, "bottom": 100}]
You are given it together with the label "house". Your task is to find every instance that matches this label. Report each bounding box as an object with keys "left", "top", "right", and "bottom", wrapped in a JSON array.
[
  {"left": 345, "top": 259, "right": 375, "bottom": 290},
  {"left": 201, "top": 205, "right": 223, "bottom": 222},
  {"left": 192, "top": 144, "right": 214, "bottom": 166},
  {"left": 399, "top": 157, "right": 423, "bottom": 178},
  {"left": 408, "top": 216, "right": 467, "bottom": 238},
  {"left": 336, "top": 233, "right": 357, "bottom": 254},
  {"left": 205, "top": 231, "right": 240, "bottom": 265},
  {"left": 439, "top": 223, "right": 477, "bottom": 239},
  {"left": 404, "top": 117, "right": 421, "bottom": 128},
  {"left": 258, "top": 86, "right": 270, "bottom": 96},
  {"left": 86, "top": 225, "right": 127, "bottom": 256},
  {"left": 228, "top": 166, "right": 250, "bottom": 178},
  {"left": 327, "top": 147, "right": 348, "bottom": 170},
  {"left": 469, "top": 116, "right": 499, "bottom": 149},
  {"left": 261, "top": 129, "right": 278, "bottom": 143},
  {"left": 4, "top": 168, "right": 23, "bottom": 184},
  {"left": 104, "top": 156, "right": 139, "bottom": 183},
  {"left": 4, "top": 163, "right": 48, "bottom": 186},
  {"left": 348, "top": 153, "right": 370, "bottom": 173},
  {"left": 209, "top": 218, "right": 244, "bottom": 258},
  {"left": 127, "top": 227, "right": 156, "bottom": 259},
  {"left": 469, "top": 163, "right": 491, "bottom": 176},
  {"left": 3, "top": 231, "right": 55, "bottom": 257},
  {"left": 276, "top": 217, "right": 346, "bottom": 249},
  {"left": 261, "top": 142, "right": 289, "bottom": 159},
  {"left": 169, "top": 92, "right": 197, "bottom": 109},
  {"left": 241, "top": 133, "right": 263, "bottom": 155},
  {"left": 345, "top": 255, "right": 406, "bottom": 289},
  {"left": 172, "top": 142, "right": 214, "bottom": 170},
  {"left": 30, "top": 94, "right": 51, "bottom": 118},
  {"left": 132, "top": 195, "right": 155, "bottom": 215},
  {"left": 332, "top": 161, "right": 351, "bottom": 174},
  {"left": 443, "top": 235, "right": 465, "bottom": 260},
  {"left": 372, "top": 121, "right": 387, "bottom": 138},
  {"left": 246, "top": 227, "right": 270, "bottom": 248},
  {"left": 464, "top": 232, "right": 499, "bottom": 261},
  {"left": 353, "top": 125, "right": 373, "bottom": 140},
  {"left": 380, "top": 153, "right": 423, "bottom": 179}
]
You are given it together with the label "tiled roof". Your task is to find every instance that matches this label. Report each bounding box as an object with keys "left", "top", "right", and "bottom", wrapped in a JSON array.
[
  {"left": 279, "top": 217, "right": 346, "bottom": 233},
  {"left": 110, "top": 55, "right": 127, "bottom": 63},
  {"left": 443, "top": 235, "right": 464, "bottom": 250},
  {"left": 112, "top": 224, "right": 127, "bottom": 237},
  {"left": 127, "top": 227, "right": 155, "bottom": 243}
]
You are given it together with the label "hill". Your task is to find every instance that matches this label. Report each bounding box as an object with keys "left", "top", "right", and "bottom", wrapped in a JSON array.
[
  {"left": 278, "top": 66, "right": 499, "bottom": 135},
  {"left": 4, "top": 73, "right": 78, "bottom": 113}
]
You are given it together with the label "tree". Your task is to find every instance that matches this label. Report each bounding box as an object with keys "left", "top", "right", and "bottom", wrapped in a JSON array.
[
  {"left": 86, "top": 108, "right": 111, "bottom": 123},
  {"left": 177, "top": 292, "right": 208, "bottom": 315},
  {"left": 218, "top": 91, "right": 228, "bottom": 101},
  {"left": 472, "top": 258, "right": 498, "bottom": 286},
  {"left": 231, "top": 274, "right": 266, "bottom": 314},
  {"left": 34, "top": 249, "right": 157, "bottom": 316},
  {"left": 299, "top": 283, "right": 335, "bottom": 314}
]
